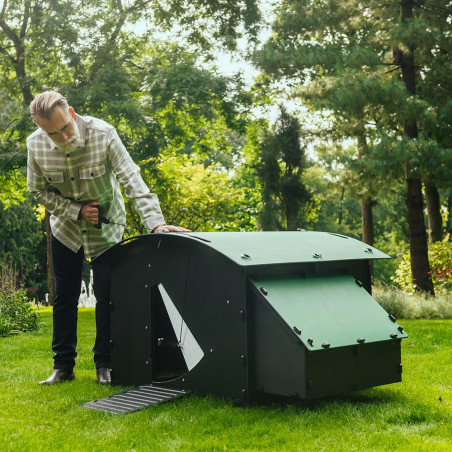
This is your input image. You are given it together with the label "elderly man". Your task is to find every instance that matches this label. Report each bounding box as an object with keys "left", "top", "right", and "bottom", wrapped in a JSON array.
[{"left": 27, "top": 91, "right": 189, "bottom": 385}]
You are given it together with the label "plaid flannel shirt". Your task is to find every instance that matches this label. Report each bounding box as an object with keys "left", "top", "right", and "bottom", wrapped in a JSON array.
[{"left": 27, "top": 114, "right": 165, "bottom": 258}]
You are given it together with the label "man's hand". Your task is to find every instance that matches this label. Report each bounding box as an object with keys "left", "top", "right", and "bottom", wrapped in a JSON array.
[
  {"left": 80, "top": 201, "right": 100, "bottom": 225},
  {"left": 153, "top": 224, "right": 191, "bottom": 233}
]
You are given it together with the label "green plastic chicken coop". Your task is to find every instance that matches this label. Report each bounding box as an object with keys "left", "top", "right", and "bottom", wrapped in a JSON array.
[{"left": 83, "top": 231, "right": 407, "bottom": 413}]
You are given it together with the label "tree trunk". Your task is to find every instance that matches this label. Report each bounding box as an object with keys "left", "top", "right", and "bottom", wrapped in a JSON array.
[
  {"left": 446, "top": 192, "right": 452, "bottom": 236},
  {"left": 45, "top": 211, "right": 55, "bottom": 305},
  {"left": 399, "top": 0, "right": 434, "bottom": 294},
  {"left": 424, "top": 181, "right": 442, "bottom": 242},
  {"left": 286, "top": 198, "right": 298, "bottom": 230},
  {"left": 0, "top": 1, "right": 33, "bottom": 106},
  {"left": 361, "top": 197, "right": 375, "bottom": 246},
  {"left": 337, "top": 186, "right": 345, "bottom": 225},
  {"left": 16, "top": 46, "right": 34, "bottom": 106},
  {"left": 361, "top": 197, "right": 375, "bottom": 278},
  {"left": 357, "top": 135, "right": 375, "bottom": 246},
  {"left": 406, "top": 178, "right": 434, "bottom": 293}
]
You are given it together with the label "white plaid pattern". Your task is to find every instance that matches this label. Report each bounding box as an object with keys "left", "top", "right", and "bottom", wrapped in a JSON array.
[{"left": 27, "top": 115, "right": 165, "bottom": 258}]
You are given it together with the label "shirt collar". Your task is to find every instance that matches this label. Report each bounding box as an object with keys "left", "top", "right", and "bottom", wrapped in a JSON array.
[
  {"left": 75, "top": 114, "right": 87, "bottom": 147},
  {"left": 48, "top": 135, "right": 58, "bottom": 151}
]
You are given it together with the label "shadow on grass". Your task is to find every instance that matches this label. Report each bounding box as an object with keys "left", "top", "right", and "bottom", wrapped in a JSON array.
[{"left": 236, "top": 385, "right": 406, "bottom": 411}]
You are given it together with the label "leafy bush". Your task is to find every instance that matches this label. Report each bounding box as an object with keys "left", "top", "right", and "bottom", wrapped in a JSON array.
[
  {"left": 0, "top": 198, "right": 48, "bottom": 299},
  {"left": 393, "top": 240, "right": 452, "bottom": 294},
  {"left": 0, "top": 257, "right": 39, "bottom": 337},
  {"left": 373, "top": 283, "right": 452, "bottom": 319}
]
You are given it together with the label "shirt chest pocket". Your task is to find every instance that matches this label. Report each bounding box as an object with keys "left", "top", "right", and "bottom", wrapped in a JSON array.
[
  {"left": 42, "top": 170, "right": 64, "bottom": 185},
  {"left": 79, "top": 164, "right": 106, "bottom": 180},
  {"left": 79, "top": 164, "right": 107, "bottom": 197}
]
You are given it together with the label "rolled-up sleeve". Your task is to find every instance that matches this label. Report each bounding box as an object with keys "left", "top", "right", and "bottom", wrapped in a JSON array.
[{"left": 107, "top": 128, "right": 165, "bottom": 232}]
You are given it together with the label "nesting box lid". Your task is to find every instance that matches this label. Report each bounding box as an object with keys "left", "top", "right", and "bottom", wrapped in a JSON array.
[{"left": 251, "top": 273, "right": 408, "bottom": 351}]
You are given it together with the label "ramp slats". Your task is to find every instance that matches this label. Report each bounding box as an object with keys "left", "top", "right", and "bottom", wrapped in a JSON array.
[{"left": 82, "top": 385, "right": 188, "bottom": 414}]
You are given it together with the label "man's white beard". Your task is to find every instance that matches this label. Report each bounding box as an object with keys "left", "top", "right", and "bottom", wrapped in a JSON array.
[{"left": 53, "top": 121, "right": 80, "bottom": 152}]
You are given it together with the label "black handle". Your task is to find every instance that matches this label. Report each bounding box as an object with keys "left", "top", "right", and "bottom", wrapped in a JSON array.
[{"left": 94, "top": 205, "right": 102, "bottom": 229}]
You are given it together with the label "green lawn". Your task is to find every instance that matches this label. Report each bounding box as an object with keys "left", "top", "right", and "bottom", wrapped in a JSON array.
[{"left": 0, "top": 309, "right": 451, "bottom": 451}]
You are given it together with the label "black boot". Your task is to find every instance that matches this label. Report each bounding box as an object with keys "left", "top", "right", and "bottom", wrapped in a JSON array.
[
  {"left": 96, "top": 368, "right": 111, "bottom": 385},
  {"left": 39, "top": 369, "right": 75, "bottom": 385}
]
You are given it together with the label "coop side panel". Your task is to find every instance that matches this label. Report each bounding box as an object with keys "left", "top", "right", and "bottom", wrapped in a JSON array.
[
  {"left": 109, "top": 243, "right": 154, "bottom": 386},
  {"left": 250, "top": 284, "right": 307, "bottom": 399},
  {"left": 160, "top": 244, "right": 249, "bottom": 403}
]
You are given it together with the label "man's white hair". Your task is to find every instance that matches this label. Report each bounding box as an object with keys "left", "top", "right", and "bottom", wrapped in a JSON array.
[{"left": 30, "top": 91, "right": 69, "bottom": 123}]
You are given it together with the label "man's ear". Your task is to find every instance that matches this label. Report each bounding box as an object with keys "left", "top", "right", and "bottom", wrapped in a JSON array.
[{"left": 69, "top": 106, "right": 76, "bottom": 120}]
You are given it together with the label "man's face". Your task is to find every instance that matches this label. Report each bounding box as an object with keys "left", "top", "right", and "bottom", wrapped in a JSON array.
[{"left": 36, "top": 106, "right": 80, "bottom": 151}]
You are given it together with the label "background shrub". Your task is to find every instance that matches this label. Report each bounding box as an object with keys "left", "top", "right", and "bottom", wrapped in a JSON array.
[
  {"left": 373, "top": 282, "right": 452, "bottom": 319},
  {"left": 393, "top": 240, "right": 452, "bottom": 294},
  {"left": 0, "top": 257, "right": 39, "bottom": 336}
]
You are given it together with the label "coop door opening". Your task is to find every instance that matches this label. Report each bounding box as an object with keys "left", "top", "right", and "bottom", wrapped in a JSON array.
[{"left": 152, "top": 284, "right": 204, "bottom": 382}]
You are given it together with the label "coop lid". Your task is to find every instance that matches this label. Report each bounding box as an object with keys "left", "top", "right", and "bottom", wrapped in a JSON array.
[
  {"left": 251, "top": 273, "right": 407, "bottom": 351},
  {"left": 184, "top": 231, "right": 389, "bottom": 266},
  {"left": 94, "top": 231, "right": 389, "bottom": 267}
]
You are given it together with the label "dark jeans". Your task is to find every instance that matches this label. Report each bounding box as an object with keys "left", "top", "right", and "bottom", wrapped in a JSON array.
[{"left": 50, "top": 234, "right": 111, "bottom": 370}]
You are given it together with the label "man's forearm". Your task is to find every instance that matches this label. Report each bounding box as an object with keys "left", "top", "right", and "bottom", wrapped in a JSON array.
[
  {"left": 108, "top": 129, "right": 165, "bottom": 232},
  {"left": 32, "top": 189, "right": 83, "bottom": 221}
]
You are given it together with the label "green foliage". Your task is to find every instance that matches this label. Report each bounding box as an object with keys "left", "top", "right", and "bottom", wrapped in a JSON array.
[
  {"left": 0, "top": 257, "right": 39, "bottom": 336},
  {"left": 0, "top": 98, "right": 29, "bottom": 170},
  {"left": 303, "top": 166, "right": 411, "bottom": 285},
  {"left": 394, "top": 239, "right": 452, "bottom": 294},
  {"left": 373, "top": 230, "right": 409, "bottom": 286},
  {"left": 0, "top": 170, "right": 28, "bottom": 208},
  {"left": 367, "top": 135, "right": 452, "bottom": 183},
  {"left": 371, "top": 182, "right": 410, "bottom": 283},
  {"left": 149, "top": 0, "right": 261, "bottom": 51},
  {"left": 139, "top": 44, "right": 249, "bottom": 130},
  {"left": 125, "top": 153, "right": 258, "bottom": 234},
  {"left": 256, "top": 0, "right": 452, "bottom": 188},
  {"left": 304, "top": 165, "right": 361, "bottom": 237},
  {"left": 0, "top": 197, "right": 47, "bottom": 296},
  {"left": 252, "top": 108, "right": 317, "bottom": 231}
]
